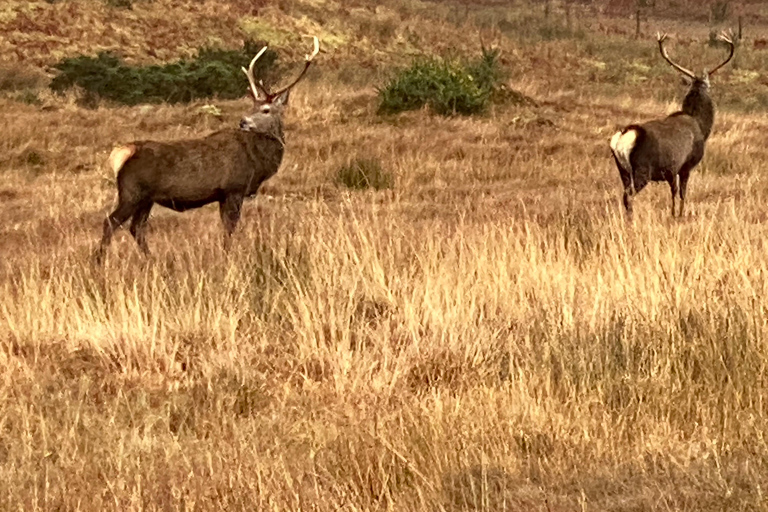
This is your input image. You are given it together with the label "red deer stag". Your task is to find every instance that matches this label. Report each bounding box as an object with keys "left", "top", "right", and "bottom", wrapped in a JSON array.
[
  {"left": 610, "top": 32, "right": 734, "bottom": 219},
  {"left": 95, "top": 37, "right": 320, "bottom": 263}
]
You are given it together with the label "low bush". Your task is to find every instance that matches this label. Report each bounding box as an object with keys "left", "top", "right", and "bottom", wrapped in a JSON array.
[
  {"left": 335, "top": 158, "right": 394, "bottom": 191},
  {"left": 49, "top": 40, "right": 278, "bottom": 106},
  {"left": 377, "top": 47, "right": 508, "bottom": 116}
]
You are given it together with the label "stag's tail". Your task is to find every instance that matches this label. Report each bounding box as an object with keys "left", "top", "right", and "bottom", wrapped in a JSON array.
[
  {"left": 610, "top": 128, "right": 638, "bottom": 194},
  {"left": 108, "top": 144, "right": 137, "bottom": 177}
]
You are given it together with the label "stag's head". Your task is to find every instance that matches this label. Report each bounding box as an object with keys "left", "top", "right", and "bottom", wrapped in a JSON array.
[
  {"left": 239, "top": 36, "right": 320, "bottom": 135},
  {"left": 657, "top": 31, "right": 735, "bottom": 137},
  {"left": 657, "top": 31, "right": 735, "bottom": 93}
]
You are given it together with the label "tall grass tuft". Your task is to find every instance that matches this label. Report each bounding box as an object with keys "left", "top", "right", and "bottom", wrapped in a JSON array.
[{"left": 335, "top": 158, "right": 394, "bottom": 190}]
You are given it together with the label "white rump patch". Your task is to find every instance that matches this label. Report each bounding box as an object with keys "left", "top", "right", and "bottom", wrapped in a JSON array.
[
  {"left": 609, "top": 129, "right": 637, "bottom": 174},
  {"left": 108, "top": 144, "right": 136, "bottom": 176}
]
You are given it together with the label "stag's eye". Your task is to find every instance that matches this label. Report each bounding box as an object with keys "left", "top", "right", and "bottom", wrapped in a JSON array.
[{"left": 261, "top": 105, "right": 271, "bottom": 114}]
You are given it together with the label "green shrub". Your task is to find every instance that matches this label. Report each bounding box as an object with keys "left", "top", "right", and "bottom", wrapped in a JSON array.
[
  {"left": 335, "top": 158, "right": 393, "bottom": 191},
  {"left": 377, "top": 47, "right": 506, "bottom": 116},
  {"left": 49, "top": 40, "right": 278, "bottom": 106}
]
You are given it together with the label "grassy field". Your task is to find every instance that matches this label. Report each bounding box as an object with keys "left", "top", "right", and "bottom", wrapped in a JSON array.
[{"left": 3, "top": 0, "right": 768, "bottom": 510}]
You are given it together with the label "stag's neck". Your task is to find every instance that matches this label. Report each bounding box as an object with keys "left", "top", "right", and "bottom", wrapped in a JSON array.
[
  {"left": 270, "top": 123, "right": 285, "bottom": 145},
  {"left": 243, "top": 125, "right": 285, "bottom": 150},
  {"left": 240, "top": 126, "right": 285, "bottom": 170},
  {"left": 681, "top": 86, "right": 715, "bottom": 140},
  {"left": 252, "top": 122, "right": 285, "bottom": 145}
]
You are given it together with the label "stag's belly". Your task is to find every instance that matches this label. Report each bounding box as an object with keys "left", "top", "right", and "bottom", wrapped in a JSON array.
[
  {"left": 156, "top": 197, "right": 221, "bottom": 212},
  {"left": 152, "top": 186, "right": 224, "bottom": 211},
  {"left": 148, "top": 172, "right": 229, "bottom": 210},
  {"left": 150, "top": 170, "right": 269, "bottom": 210},
  {"left": 632, "top": 141, "right": 694, "bottom": 183},
  {"left": 650, "top": 168, "right": 670, "bottom": 182}
]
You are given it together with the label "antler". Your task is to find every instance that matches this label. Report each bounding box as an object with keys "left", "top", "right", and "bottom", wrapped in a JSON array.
[
  {"left": 242, "top": 46, "right": 270, "bottom": 100},
  {"left": 708, "top": 31, "right": 735, "bottom": 76},
  {"left": 657, "top": 32, "right": 696, "bottom": 79},
  {"left": 270, "top": 36, "right": 320, "bottom": 98}
]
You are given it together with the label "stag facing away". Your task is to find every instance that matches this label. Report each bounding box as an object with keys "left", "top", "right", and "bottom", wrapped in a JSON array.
[
  {"left": 95, "top": 37, "right": 320, "bottom": 263},
  {"left": 610, "top": 32, "right": 735, "bottom": 220}
]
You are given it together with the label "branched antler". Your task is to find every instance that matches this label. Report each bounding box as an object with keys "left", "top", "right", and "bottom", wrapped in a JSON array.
[
  {"left": 242, "top": 46, "right": 270, "bottom": 100},
  {"left": 657, "top": 32, "right": 696, "bottom": 79},
  {"left": 708, "top": 31, "right": 735, "bottom": 76},
  {"left": 242, "top": 36, "right": 320, "bottom": 101},
  {"left": 271, "top": 36, "right": 320, "bottom": 99}
]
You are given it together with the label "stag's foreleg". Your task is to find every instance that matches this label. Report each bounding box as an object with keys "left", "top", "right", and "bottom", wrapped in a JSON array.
[
  {"left": 129, "top": 202, "right": 153, "bottom": 255},
  {"left": 679, "top": 167, "right": 692, "bottom": 217},
  {"left": 95, "top": 199, "right": 141, "bottom": 264},
  {"left": 615, "top": 157, "right": 635, "bottom": 221},
  {"left": 668, "top": 174, "right": 679, "bottom": 217},
  {"left": 219, "top": 193, "right": 245, "bottom": 247}
]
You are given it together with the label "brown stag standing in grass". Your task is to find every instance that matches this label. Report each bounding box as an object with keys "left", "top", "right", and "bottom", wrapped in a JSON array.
[
  {"left": 610, "top": 32, "right": 735, "bottom": 220},
  {"left": 95, "top": 37, "right": 320, "bottom": 263}
]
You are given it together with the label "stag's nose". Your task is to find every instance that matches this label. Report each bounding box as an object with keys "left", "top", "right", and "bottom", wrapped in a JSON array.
[{"left": 239, "top": 119, "right": 248, "bottom": 130}]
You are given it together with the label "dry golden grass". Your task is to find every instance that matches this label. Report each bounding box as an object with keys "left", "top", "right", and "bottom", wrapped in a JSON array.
[{"left": 3, "top": 1, "right": 768, "bottom": 511}]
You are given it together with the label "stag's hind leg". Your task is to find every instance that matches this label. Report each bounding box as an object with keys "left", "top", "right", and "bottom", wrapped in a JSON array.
[
  {"left": 622, "top": 189, "right": 634, "bottom": 220},
  {"left": 615, "top": 156, "right": 635, "bottom": 221},
  {"left": 219, "top": 194, "right": 245, "bottom": 247},
  {"left": 95, "top": 199, "right": 141, "bottom": 264},
  {"left": 129, "top": 202, "right": 153, "bottom": 255},
  {"left": 624, "top": 168, "right": 651, "bottom": 222}
]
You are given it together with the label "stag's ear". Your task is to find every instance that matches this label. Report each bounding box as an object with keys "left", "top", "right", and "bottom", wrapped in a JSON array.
[
  {"left": 680, "top": 75, "right": 692, "bottom": 86},
  {"left": 273, "top": 89, "right": 290, "bottom": 107}
]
